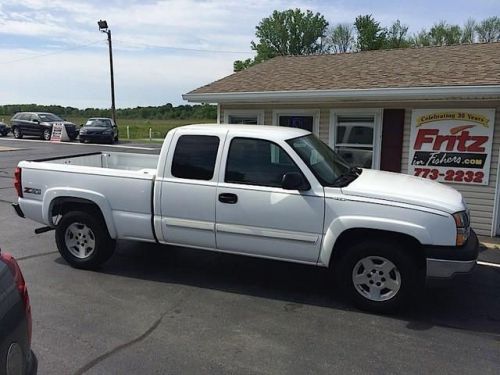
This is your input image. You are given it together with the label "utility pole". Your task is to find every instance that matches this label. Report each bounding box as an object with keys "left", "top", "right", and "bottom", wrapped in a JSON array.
[{"left": 98, "top": 20, "right": 116, "bottom": 125}]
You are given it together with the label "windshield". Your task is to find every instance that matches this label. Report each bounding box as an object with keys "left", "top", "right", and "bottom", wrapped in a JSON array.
[
  {"left": 39, "top": 113, "right": 63, "bottom": 122},
  {"left": 85, "top": 119, "right": 111, "bottom": 128},
  {"left": 287, "top": 134, "right": 351, "bottom": 186}
]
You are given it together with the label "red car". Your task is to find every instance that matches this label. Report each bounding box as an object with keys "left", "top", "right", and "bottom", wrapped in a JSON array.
[{"left": 0, "top": 249, "right": 37, "bottom": 374}]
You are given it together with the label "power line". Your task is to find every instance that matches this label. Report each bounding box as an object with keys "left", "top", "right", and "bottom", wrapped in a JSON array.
[
  {"left": 0, "top": 39, "right": 103, "bottom": 65},
  {"left": 112, "top": 38, "right": 254, "bottom": 55}
]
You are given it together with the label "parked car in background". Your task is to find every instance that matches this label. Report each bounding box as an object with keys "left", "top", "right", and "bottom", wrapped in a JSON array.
[
  {"left": 0, "top": 121, "right": 10, "bottom": 136},
  {"left": 0, "top": 249, "right": 37, "bottom": 374},
  {"left": 10, "top": 112, "right": 78, "bottom": 141},
  {"left": 79, "top": 118, "right": 119, "bottom": 144}
]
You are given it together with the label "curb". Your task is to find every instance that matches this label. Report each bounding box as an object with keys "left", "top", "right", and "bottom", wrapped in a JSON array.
[{"left": 480, "top": 242, "right": 500, "bottom": 250}]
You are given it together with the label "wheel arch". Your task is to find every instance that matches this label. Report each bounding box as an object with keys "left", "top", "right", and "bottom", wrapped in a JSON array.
[
  {"left": 319, "top": 216, "right": 430, "bottom": 268},
  {"left": 43, "top": 189, "right": 117, "bottom": 238}
]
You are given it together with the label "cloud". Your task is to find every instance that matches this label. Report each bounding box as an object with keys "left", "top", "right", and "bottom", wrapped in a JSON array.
[{"left": 0, "top": 0, "right": 498, "bottom": 108}]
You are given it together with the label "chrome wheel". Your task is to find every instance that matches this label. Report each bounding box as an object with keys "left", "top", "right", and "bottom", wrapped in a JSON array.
[
  {"left": 65, "top": 222, "right": 96, "bottom": 259},
  {"left": 352, "top": 256, "right": 401, "bottom": 302},
  {"left": 13, "top": 127, "right": 21, "bottom": 138}
]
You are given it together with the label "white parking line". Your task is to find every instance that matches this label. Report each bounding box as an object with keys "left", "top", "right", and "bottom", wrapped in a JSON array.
[
  {"left": 0, "top": 137, "right": 158, "bottom": 150},
  {"left": 477, "top": 260, "right": 500, "bottom": 268}
]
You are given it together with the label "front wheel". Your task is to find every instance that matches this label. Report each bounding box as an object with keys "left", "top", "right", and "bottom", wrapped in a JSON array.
[
  {"left": 335, "top": 239, "right": 421, "bottom": 313},
  {"left": 12, "top": 127, "right": 23, "bottom": 139},
  {"left": 42, "top": 128, "right": 51, "bottom": 141},
  {"left": 55, "top": 210, "right": 116, "bottom": 269}
]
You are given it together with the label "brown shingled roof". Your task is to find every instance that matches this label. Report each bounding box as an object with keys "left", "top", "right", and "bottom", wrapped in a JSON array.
[{"left": 187, "top": 43, "right": 500, "bottom": 95}]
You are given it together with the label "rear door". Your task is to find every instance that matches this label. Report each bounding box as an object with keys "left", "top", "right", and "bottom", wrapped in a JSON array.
[
  {"left": 158, "top": 127, "right": 227, "bottom": 249},
  {"left": 215, "top": 135, "right": 325, "bottom": 263}
]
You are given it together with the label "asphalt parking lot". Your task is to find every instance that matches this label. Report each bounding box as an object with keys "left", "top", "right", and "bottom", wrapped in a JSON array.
[{"left": 1, "top": 136, "right": 500, "bottom": 374}]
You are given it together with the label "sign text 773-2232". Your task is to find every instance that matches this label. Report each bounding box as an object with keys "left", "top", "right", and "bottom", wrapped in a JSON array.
[{"left": 408, "top": 109, "right": 495, "bottom": 185}]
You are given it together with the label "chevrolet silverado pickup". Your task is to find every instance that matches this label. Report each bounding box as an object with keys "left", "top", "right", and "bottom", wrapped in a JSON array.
[{"left": 12, "top": 124, "right": 479, "bottom": 312}]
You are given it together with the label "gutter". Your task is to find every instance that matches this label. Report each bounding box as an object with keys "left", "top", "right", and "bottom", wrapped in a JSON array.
[{"left": 183, "top": 85, "right": 500, "bottom": 103}]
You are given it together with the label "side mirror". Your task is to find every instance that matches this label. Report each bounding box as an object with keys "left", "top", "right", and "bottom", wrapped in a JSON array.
[
  {"left": 281, "top": 172, "right": 310, "bottom": 191},
  {"left": 80, "top": 124, "right": 84, "bottom": 127},
  {"left": 32, "top": 119, "right": 39, "bottom": 124}
]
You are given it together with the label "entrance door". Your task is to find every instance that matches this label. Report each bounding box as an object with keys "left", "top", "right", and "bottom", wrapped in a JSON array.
[{"left": 215, "top": 136, "right": 324, "bottom": 263}]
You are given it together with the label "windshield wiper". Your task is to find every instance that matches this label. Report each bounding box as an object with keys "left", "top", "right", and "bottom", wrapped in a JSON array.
[{"left": 331, "top": 166, "right": 362, "bottom": 187}]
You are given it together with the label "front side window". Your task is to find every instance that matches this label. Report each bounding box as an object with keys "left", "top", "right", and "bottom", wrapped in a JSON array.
[
  {"left": 171, "top": 135, "right": 219, "bottom": 180},
  {"left": 287, "top": 134, "right": 350, "bottom": 186},
  {"left": 225, "top": 138, "right": 303, "bottom": 188},
  {"left": 334, "top": 116, "right": 375, "bottom": 168}
]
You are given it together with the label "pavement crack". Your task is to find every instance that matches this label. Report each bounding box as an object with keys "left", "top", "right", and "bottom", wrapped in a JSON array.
[
  {"left": 16, "top": 251, "right": 58, "bottom": 261},
  {"left": 73, "top": 312, "right": 166, "bottom": 375}
]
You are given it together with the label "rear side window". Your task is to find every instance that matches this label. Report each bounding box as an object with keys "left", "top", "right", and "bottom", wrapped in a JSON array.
[{"left": 171, "top": 135, "right": 219, "bottom": 180}]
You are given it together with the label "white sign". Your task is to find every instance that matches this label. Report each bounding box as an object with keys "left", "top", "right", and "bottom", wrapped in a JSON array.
[
  {"left": 408, "top": 109, "right": 495, "bottom": 185},
  {"left": 50, "top": 123, "right": 70, "bottom": 142}
]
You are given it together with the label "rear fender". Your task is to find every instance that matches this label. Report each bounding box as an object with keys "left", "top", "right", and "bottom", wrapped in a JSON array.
[{"left": 42, "top": 188, "right": 117, "bottom": 238}]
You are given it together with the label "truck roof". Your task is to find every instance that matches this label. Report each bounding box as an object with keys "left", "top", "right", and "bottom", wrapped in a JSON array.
[{"left": 181, "top": 123, "right": 311, "bottom": 140}]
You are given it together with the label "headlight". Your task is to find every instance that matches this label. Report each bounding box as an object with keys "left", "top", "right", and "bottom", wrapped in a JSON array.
[{"left": 453, "top": 211, "right": 470, "bottom": 246}]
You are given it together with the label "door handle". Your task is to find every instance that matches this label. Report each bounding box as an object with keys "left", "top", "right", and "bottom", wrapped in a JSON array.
[{"left": 218, "top": 193, "right": 238, "bottom": 204}]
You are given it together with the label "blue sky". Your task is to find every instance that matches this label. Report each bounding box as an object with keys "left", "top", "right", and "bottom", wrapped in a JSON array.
[{"left": 0, "top": 0, "right": 498, "bottom": 108}]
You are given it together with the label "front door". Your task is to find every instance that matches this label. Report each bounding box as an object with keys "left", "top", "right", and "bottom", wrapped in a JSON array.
[{"left": 215, "top": 136, "right": 324, "bottom": 263}]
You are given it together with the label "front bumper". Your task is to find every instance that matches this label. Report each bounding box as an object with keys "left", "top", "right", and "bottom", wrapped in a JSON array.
[
  {"left": 79, "top": 133, "right": 112, "bottom": 142},
  {"left": 425, "top": 230, "right": 479, "bottom": 279}
]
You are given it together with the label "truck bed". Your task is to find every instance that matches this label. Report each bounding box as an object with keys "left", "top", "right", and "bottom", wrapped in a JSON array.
[
  {"left": 37, "top": 151, "right": 159, "bottom": 175},
  {"left": 18, "top": 151, "right": 160, "bottom": 242}
]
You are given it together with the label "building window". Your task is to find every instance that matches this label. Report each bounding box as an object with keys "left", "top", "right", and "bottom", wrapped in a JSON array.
[
  {"left": 225, "top": 137, "right": 302, "bottom": 188},
  {"left": 273, "top": 109, "right": 320, "bottom": 135},
  {"left": 329, "top": 110, "right": 382, "bottom": 169},
  {"left": 223, "top": 110, "right": 264, "bottom": 125},
  {"left": 171, "top": 135, "right": 220, "bottom": 180}
]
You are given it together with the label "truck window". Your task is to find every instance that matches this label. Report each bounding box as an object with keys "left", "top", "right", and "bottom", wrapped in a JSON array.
[
  {"left": 171, "top": 135, "right": 219, "bottom": 180},
  {"left": 225, "top": 137, "right": 302, "bottom": 188}
]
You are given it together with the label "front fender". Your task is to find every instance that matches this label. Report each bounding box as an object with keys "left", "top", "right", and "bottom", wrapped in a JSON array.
[
  {"left": 42, "top": 187, "right": 117, "bottom": 238},
  {"left": 318, "top": 216, "right": 431, "bottom": 266}
]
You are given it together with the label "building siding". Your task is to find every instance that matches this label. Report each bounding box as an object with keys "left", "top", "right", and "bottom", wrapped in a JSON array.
[{"left": 221, "top": 100, "right": 500, "bottom": 236}]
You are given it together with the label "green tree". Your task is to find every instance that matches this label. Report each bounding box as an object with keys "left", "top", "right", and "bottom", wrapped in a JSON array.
[
  {"left": 327, "top": 23, "right": 355, "bottom": 53},
  {"left": 475, "top": 16, "right": 500, "bottom": 42},
  {"left": 411, "top": 30, "right": 431, "bottom": 47},
  {"left": 354, "top": 15, "right": 387, "bottom": 51},
  {"left": 428, "top": 21, "right": 462, "bottom": 45},
  {"left": 233, "top": 9, "right": 328, "bottom": 72},
  {"left": 461, "top": 18, "right": 476, "bottom": 43},
  {"left": 385, "top": 20, "right": 410, "bottom": 48}
]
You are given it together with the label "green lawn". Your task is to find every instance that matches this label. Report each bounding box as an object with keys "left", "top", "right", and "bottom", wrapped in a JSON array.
[{"left": 67, "top": 117, "right": 216, "bottom": 140}]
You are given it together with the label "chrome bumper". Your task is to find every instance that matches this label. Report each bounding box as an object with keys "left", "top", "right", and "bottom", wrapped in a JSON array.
[{"left": 426, "top": 258, "right": 476, "bottom": 279}]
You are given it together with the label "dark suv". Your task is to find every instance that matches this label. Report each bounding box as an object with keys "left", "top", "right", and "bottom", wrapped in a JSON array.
[{"left": 10, "top": 112, "right": 78, "bottom": 141}]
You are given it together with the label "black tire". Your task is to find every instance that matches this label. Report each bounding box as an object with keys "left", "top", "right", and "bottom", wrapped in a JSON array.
[
  {"left": 335, "top": 239, "right": 421, "bottom": 313},
  {"left": 12, "top": 127, "right": 23, "bottom": 139},
  {"left": 109, "top": 136, "right": 114, "bottom": 144},
  {"left": 55, "top": 210, "right": 116, "bottom": 269},
  {"left": 42, "top": 128, "right": 51, "bottom": 141}
]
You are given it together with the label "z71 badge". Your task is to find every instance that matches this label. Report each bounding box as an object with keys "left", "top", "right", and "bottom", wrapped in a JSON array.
[{"left": 24, "top": 187, "right": 41, "bottom": 195}]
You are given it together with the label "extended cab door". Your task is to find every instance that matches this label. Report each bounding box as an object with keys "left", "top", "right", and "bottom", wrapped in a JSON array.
[
  {"left": 215, "top": 135, "right": 325, "bottom": 263},
  {"left": 158, "top": 127, "right": 227, "bottom": 249}
]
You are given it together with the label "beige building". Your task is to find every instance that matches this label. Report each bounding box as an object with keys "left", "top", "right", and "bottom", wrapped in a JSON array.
[{"left": 184, "top": 43, "right": 500, "bottom": 236}]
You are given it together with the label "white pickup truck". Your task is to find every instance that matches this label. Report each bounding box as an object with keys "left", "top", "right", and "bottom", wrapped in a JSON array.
[{"left": 12, "top": 124, "right": 478, "bottom": 312}]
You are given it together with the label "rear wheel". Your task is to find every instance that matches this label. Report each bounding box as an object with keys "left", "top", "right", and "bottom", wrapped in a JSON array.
[
  {"left": 12, "top": 127, "right": 22, "bottom": 139},
  {"left": 335, "top": 239, "right": 421, "bottom": 313},
  {"left": 55, "top": 210, "right": 116, "bottom": 269}
]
